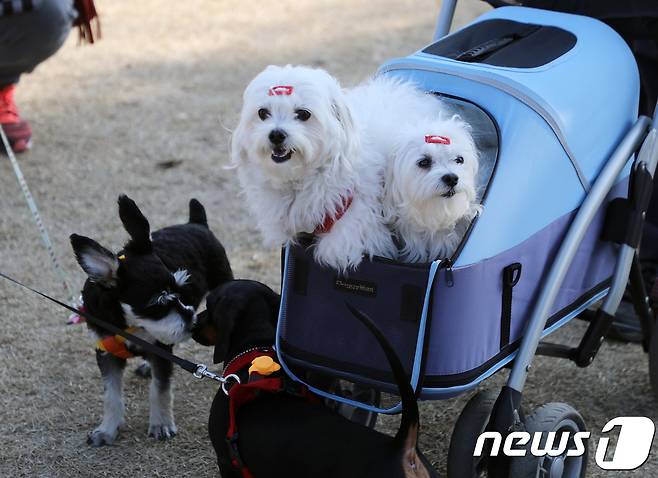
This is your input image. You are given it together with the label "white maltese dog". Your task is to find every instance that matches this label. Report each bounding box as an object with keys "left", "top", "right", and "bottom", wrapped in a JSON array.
[
  {"left": 384, "top": 115, "right": 481, "bottom": 263},
  {"left": 231, "top": 65, "right": 396, "bottom": 272},
  {"left": 345, "top": 75, "right": 445, "bottom": 159}
]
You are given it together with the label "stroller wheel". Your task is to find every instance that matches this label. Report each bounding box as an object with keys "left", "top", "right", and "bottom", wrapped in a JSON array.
[
  {"left": 448, "top": 389, "right": 498, "bottom": 478},
  {"left": 509, "top": 403, "right": 587, "bottom": 478}
]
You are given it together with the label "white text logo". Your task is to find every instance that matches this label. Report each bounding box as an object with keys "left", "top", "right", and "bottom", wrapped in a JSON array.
[{"left": 474, "top": 416, "right": 654, "bottom": 471}]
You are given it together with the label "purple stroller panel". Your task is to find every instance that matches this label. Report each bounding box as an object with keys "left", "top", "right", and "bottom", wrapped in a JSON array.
[{"left": 277, "top": 180, "right": 622, "bottom": 399}]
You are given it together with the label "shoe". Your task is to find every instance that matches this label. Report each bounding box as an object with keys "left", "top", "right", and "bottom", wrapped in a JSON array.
[{"left": 0, "top": 84, "right": 32, "bottom": 153}]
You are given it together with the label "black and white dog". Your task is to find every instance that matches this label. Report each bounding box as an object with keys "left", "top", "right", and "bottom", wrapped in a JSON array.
[
  {"left": 70, "top": 195, "right": 233, "bottom": 446},
  {"left": 193, "top": 280, "right": 439, "bottom": 478}
]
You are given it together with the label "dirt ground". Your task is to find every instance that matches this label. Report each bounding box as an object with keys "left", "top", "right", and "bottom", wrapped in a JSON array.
[{"left": 0, "top": 1, "right": 656, "bottom": 476}]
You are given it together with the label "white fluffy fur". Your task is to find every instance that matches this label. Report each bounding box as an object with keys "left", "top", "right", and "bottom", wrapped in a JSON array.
[
  {"left": 344, "top": 75, "right": 444, "bottom": 159},
  {"left": 121, "top": 303, "right": 195, "bottom": 345},
  {"left": 232, "top": 65, "right": 396, "bottom": 271},
  {"left": 343, "top": 75, "right": 480, "bottom": 262},
  {"left": 384, "top": 115, "right": 481, "bottom": 262}
]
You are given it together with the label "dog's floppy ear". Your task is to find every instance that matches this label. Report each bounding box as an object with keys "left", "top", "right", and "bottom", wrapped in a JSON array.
[
  {"left": 70, "top": 234, "right": 119, "bottom": 286},
  {"left": 330, "top": 89, "right": 358, "bottom": 157},
  {"left": 210, "top": 295, "right": 242, "bottom": 365},
  {"left": 208, "top": 283, "right": 280, "bottom": 364},
  {"left": 118, "top": 195, "right": 151, "bottom": 252},
  {"left": 192, "top": 309, "right": 217, "bottom": 346},
  {"left": 263, "top": 287, "right": 281, "bottom": 327},
  {"left": 331, "top": 94, "right": 355, "bottom": 136},
  {"left": 230, "top": 116, "right": 249, "bottom": 167}
]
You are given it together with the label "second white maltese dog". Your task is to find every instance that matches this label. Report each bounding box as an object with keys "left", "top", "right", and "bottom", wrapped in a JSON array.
[
  {"left": 231, "top": 65, "right": 396, "bottom": 272},
  {"left": 384, "top": 116, "right": 481, "bottom": 263}
]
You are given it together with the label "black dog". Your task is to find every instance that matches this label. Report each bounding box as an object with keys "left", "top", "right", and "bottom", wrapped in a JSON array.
[
  {"left": 70, "top": 195, "right": 232, "bottom": 446},
  {"left": 193, "top": 280, "right": 439, "bottom": 478}
]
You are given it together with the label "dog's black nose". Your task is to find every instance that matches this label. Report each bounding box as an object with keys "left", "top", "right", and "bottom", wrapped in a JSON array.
[
  {"left": 269, "top": 129, "right": 287, "bottom": 145},
  {"left": 442, "top": 174, "right": 459, "bottom": 188}
]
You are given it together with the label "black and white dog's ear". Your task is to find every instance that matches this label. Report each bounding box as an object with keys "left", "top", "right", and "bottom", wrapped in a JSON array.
[
  {"left": 118, "top": 195, "right": 151, "bottom": 251},
  {"left": 70, "top": 234, "right": 119, "bottom": 286}
]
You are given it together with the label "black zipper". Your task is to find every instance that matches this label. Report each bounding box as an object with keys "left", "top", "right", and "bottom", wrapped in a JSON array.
[{"left": 441, "top": 258, "right": 455, "bottom": 287}]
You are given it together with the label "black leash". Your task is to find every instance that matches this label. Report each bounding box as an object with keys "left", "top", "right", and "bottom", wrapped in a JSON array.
[{"left": 0, "top": 271, "right": 239, "bottom": 389}]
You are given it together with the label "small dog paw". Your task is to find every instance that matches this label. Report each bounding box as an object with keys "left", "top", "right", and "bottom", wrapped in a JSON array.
[
  {"left": 148, "top": 423, "right": 177, "bottom": 441},
  {"left": 87, "top": 428, "right": 117, "bottom": 447},
  {"left": 134, "top": 362, "right": 151, "bottom": 379}
]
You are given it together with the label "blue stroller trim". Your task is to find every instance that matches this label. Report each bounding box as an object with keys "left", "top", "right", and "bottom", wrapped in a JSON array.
[
  {"left": 276, "top": 178, "right": 623, "bottom": 409},
  {"left": 275, "top": 244, "right": 435, "bottom": 413}
]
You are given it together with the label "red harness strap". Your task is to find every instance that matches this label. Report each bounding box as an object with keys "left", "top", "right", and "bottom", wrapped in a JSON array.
[
  {"left": 314, "top": 193, "right": 354, "bottom": 235},
  {"left": 223, "top": 348, "right": 317, "bottom": 478}
]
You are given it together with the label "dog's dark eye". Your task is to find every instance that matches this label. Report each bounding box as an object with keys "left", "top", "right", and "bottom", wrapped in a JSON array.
[
  {"left": 258, "top": 108, "right": 270, "bottom": 121},
  {"left": 417, "top": 155, "right": 433, "bottom": 169},
  {"left": 455, "top": 156, "right": 464, "bottom": 164},
  {"left": 295, "top": 109, "right": 311, "bottom": 122}
]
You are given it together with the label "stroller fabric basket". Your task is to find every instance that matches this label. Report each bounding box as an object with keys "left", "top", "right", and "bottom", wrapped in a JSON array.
[{"left": 276, "top": 6, "right": 640, "bottom": 403}]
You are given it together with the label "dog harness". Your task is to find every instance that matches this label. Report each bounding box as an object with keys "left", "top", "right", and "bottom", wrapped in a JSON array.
[
  {"left": 96, "top": 327, "right": 139, "bottom": 359},
  {"left": 314, "top": 193, "right": 354, "bottom": 235},
  {"left": 67, "top": 302, "right": 86, "bottom": 325},
  {"left": 223, "top": 347, "right": 318, "bottom": 478},
  {"left": 69, "top": 299, "right": 139, "bottom": 360}
]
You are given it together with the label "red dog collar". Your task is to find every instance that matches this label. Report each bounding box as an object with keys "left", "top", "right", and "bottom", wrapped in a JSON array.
[{"left": 314, "top": 194, "right": 354, "bottom": 235}]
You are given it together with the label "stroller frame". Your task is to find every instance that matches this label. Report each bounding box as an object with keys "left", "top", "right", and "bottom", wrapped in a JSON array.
[
  {"left": 432, "top": 0, "right": 658, "bottom": 474},
  {"left": 276, "top": 2, "right": 658, "bottom": 474}
]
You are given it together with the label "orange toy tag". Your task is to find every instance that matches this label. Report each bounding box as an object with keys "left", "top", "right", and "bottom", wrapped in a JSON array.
[{"left": 248, "top": 355, "right": 281, "bottom": 376}]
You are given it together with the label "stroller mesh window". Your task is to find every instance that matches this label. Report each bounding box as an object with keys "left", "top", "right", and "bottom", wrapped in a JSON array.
[
  {"left": 437, "top": 95, "right": 499, "bottom": 261},
  {"left": 440, "top": 95, "right": 498, "bottom": 204}
]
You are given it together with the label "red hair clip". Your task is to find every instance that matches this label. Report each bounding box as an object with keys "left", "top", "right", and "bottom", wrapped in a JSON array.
[
  {"left": 425, "top": 135, "right": 451, "bottom": 145},
  {"left": 268, "top": 85, "right": 294, "bottom": 96}
]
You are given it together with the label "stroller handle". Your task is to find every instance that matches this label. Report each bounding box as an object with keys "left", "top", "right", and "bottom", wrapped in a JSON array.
[
  {"left": 434, "top": 0, "right": 519, "bottom": 40},
  {"left": 433, "top": 0, "right": 458, "bottom": 40}
]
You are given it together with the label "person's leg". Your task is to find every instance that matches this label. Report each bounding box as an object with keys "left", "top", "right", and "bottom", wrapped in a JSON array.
[{"left": 0, "top": 0, "right": 75, "bottom": 152}]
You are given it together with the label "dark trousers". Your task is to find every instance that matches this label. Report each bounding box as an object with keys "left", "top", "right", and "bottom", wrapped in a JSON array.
[{"left": 0, "top": 0, "right": 75, "bottom": 87}]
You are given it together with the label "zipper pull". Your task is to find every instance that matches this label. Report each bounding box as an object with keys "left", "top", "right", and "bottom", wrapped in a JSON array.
[{"left": 443, "top": 259, "right": 454, "bottom": 287}]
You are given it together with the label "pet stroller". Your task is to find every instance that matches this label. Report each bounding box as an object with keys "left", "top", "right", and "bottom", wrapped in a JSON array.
[{"left": 275, "top": 2, "right": 658, "bottom": 476}]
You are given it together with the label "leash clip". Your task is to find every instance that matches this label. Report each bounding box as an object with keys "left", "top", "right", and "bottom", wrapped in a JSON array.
[
  {"left": 222, "top": 374, "right": 241, "bottom": 395},
  {"left": 194, "top": 364, "right": 241, "bottom": 394}
]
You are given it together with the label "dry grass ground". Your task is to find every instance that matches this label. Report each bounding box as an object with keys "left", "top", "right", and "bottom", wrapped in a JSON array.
[{"left": 0, "top": 1, "right": 656, "bottom": 476}]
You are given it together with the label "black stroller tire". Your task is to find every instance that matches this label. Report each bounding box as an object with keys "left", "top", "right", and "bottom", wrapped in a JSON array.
[
  {"left": 447, "top": 389, "right": 498, "bottom": 478},
  {"left": 509, "top": 403, "right": 587, "bottom": 478}
]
